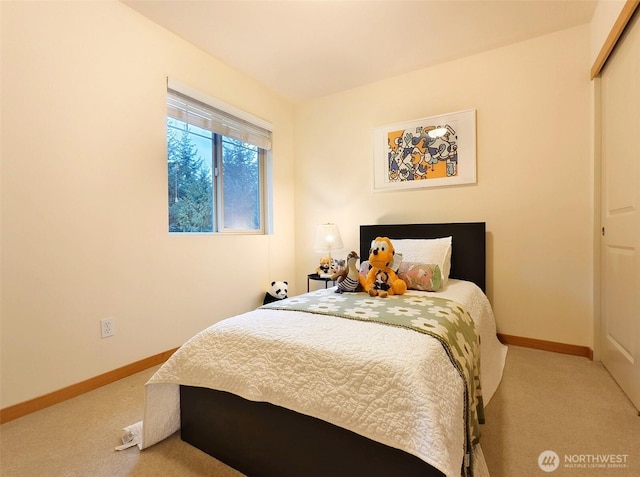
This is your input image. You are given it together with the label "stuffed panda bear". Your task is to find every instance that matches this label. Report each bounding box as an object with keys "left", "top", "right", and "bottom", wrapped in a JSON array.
[{"left": 263, "top": 280, "right": 288, "bottom": 305}]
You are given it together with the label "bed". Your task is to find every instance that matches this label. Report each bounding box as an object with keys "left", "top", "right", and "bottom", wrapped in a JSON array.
[{"left": 129, "top": 223, "right": 507, "bottom": 477}]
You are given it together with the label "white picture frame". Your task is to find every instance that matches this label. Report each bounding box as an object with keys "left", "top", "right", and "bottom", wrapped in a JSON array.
[{"left": 373, "top": 109, "right": 477, "bottom": 191}]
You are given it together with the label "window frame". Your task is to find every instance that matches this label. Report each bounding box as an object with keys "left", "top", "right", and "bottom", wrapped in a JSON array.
[{"left": 166, "top": 79, "right": 273, "bottom": 235}]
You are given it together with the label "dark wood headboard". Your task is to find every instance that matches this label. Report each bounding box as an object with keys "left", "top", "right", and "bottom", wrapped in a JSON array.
[{"left": 360, "top": 223, "right": 486, "bottom": 292}]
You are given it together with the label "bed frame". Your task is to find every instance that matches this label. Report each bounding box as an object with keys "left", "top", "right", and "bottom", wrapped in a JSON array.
[{"left": 181, "top": 222, "right": 486, "bottom": 477}]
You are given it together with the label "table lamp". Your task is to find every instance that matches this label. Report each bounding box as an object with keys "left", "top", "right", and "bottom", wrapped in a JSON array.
[{"left": 314, "top": 223, "right": 344, "bottom": 267}]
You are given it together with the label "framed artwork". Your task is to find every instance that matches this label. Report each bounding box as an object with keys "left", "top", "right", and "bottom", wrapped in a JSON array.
[{"left": 373, "top": 109, "right": 476, "bottom": 191}]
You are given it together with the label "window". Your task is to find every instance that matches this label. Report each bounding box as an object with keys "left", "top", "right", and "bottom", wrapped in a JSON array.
[{"left": 166, "top": 82, "right": 272, "bottom": 233}]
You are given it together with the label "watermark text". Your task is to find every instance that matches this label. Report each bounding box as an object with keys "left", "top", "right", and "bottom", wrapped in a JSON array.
[{"left": 538, "top": 451, "right": 629, "bottom": 472}]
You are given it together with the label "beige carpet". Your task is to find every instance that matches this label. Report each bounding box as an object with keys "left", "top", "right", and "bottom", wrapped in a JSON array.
[
  {"left": 481, "top": 346, "right": 640, "bottom": 476},
  {"left": 1, "top": 346, "right": 639, "bottom": 476}
]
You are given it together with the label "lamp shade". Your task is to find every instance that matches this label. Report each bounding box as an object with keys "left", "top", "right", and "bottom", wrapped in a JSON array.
[{"left": 314, "top": 223, "right": 344, "bottom": 254}]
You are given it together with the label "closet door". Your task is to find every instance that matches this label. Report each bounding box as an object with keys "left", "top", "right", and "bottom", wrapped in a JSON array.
[{"left": 600, "top": 10, "right": 640, "bottom": 411}]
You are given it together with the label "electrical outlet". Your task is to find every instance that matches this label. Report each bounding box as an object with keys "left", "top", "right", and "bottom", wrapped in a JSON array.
[{"left": 101, "top": 318, "right": 115, "bottom": 338}]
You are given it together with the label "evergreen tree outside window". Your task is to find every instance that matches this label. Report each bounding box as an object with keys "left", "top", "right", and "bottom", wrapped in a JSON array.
[
  {"left": 167, "top": 119, "right": 214, "bottom": 232},
  {"left": 166, "top": 82, "right": 272, "bottom": 234}
]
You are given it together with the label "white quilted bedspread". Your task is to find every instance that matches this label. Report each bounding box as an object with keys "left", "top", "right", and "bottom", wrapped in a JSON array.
[{"left": 137, "top": 280, "right": 507, "bottom": 477}]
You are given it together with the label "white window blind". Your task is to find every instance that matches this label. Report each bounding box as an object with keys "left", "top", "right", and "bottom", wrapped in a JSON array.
[{"left": 166, "top": 79, "right": 272, "bottom": 150}]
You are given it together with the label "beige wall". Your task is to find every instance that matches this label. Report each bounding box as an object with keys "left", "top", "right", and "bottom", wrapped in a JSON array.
[
  {"left": 0, "top": 1, "right": 296, "bottom": 408},
  {"left": 294, "top": 24, "right": 594, "bottom": 348}
]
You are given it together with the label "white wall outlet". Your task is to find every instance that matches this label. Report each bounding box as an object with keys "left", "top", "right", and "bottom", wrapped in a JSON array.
[{"left": 101, "top": 318, "right": 115, "bottom": 338}]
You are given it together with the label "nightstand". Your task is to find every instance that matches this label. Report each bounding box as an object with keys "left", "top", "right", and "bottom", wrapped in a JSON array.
[{"left": 307, "top": 273, "right": 335, "bottom": 292}]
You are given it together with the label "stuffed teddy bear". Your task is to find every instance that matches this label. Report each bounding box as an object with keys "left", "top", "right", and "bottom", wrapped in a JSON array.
[
  {"left": 315, "top": 256, "right": 331, "bottom": 276},
  {"left": 359, "top": 237, "right": 407, "bottom": 298},
  {"left": 333, "top": 251, "right": 362, "bottom": 293},
  {"left": 263, "top": 281, "right": 288, "bottom": 305}
]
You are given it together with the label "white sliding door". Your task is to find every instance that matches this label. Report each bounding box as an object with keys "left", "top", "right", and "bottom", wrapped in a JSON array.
[{"left": 600, "top": 9, "right": 640, "bottom": 411}]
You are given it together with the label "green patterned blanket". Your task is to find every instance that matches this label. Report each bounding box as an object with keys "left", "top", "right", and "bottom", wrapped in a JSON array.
[{"left": 261, "top": 289, "right": 484, "bottom": 473}]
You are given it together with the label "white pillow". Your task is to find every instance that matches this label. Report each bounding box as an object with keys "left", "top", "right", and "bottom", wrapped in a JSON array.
[{"left": 391, "top": 237, "right": 452, "bottom": 284}]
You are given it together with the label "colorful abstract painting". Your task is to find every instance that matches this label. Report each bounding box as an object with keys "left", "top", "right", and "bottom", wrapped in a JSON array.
[
  {"left": 374, "top": 110, "right": 476, "bottom": 191},
  {"left": 387, "top": 123, "right": 458, "bottom": 182}
]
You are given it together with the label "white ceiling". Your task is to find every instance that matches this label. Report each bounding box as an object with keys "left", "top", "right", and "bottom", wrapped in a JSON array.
[{"left": 123, "top": 0, "right": 597, "bottom": 101}]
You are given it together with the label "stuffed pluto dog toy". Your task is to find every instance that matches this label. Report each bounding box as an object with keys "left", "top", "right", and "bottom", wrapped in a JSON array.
[{"left": 360, "top": 237, "right": 407, "bottom": 298}]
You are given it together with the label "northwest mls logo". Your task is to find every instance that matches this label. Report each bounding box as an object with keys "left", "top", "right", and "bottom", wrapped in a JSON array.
[
  {"left": 538, "top": 450, "right": 629, "bottom": 472},
  {"left": 538, "top": 450, "right": 560, "bottom": 472}
]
